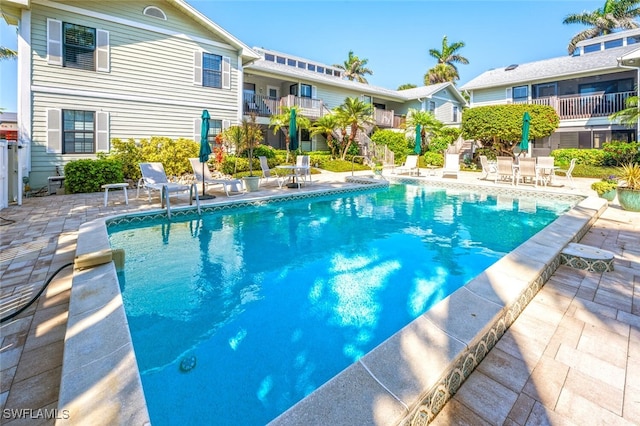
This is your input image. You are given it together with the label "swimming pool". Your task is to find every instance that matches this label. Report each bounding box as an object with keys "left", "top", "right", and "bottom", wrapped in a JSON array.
[{"left": 108, "top": 183, "right": 574, "bottom": 425}]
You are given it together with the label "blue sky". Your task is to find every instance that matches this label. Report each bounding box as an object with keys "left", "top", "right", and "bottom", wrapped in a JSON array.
[{"left": 0, "top": 0, "right": 604, "bottom": 112}]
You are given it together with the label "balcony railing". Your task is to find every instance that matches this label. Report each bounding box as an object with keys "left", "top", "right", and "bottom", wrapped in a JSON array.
[
  {"left": 243, "top": 93, "right": 279, "bottom": 117},
  {"left": 520, "top": 91, "right": 635, "bottom": 120},
  {"left": 281, "top": 94, "right": 323, "bottom": 119},
  {"left": 374, "top": 108, "right": 394, "bottom": 128}
]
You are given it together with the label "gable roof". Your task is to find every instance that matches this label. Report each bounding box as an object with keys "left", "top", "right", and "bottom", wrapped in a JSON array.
[
  {"left": 246, "top": 51, "right": 467, "bottom": 104},
  {"left": 460, "top": 43, "right": 640, "bottom": 91},
  {"left": 1, "top": 0, "right": 261, "bottom": 63}
]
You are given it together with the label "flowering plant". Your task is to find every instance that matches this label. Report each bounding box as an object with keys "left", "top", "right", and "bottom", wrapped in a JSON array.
[{"left": 213, "top": 133, "right": 225, "bottom": 170}]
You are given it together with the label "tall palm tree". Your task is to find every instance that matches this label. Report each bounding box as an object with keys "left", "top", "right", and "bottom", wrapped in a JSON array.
[
  {"left": 334, "top": 97, "right": 374, "bottom": 160},
  {"left": 563, "top": 0, "right": 640, "bottom": 54},
  {"left": 405, "top": 109, "right": 444, "bottom": 151},
  {"left": 397, "top": 83, "right": 417, "bottom": 90},
  {"left": 424, "top": 63, "right": 459, "bottom": 85},
  {"left": 310, "top": 113, "right": 341, "bottom": 158},
  {"left": 610, "top": 93, "right": 639, "bottom": 126},
  {"left": 426, "top": 35, "right": 469, "bottom": 85},
  {"left": 0, "top": 47, "right": 17, "bottom": 60},
  {"left": 333, "top": 51, "right": 373, "bottom": 84}
]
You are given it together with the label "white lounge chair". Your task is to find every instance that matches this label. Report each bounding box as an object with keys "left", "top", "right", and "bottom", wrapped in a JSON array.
[
  {"left": 516, "top": 158, "right": 538, "bottom": 187},
  {"left": 259, "top": 156, "right": 285, "bottom": 188},
  {"left": 189, "top": 158, "right": 244, "bottom": 197},
  {"left": 395, "top": 155, "right": 419, "bottom": 175},
  {"left": 536, "top": 156, "right": 555, "bottom": 186},
  {"left": 479, "top": 155, "right": 497, "bottom": 180},
  {"left": 137, "top": 162, "right": 200, "bottom": 217},
  {"left": 442, "top": 153, "right": 460, "bottom": 178}
]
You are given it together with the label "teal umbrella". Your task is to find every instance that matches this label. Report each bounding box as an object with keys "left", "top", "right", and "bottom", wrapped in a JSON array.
[
  {"left": 415, "top": 124, "right": 422, "bottom": 154},
  {"left": 520, "top": 112, "right": 530, "bottom": 153},
  {"left": 289, "top": 109, "right": 298, "bottom": 151},
  {"left": 198, "top": 110, "right": 214, "bottom": 198}
]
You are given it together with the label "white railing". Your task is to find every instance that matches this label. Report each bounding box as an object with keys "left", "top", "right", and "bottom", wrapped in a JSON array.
[
  {"left": 280, "top": 95, "right": 323, "bottom": 118},
  {"left": 517, "top": 91, "right": 635, "bottom": 120},
  {"left": 374, "top": 108, "right": 394, "bottom": 127}
]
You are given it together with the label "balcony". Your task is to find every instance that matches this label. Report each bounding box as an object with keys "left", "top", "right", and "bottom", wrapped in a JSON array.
[
  {"left": 243, "top": 93, "right": 324, "bottom": 119},
  {"left": 520, "top": 91, "right": 635, "bottom": 120},
  {"left": 374, "top": 108, "right": 394, "bottom": 128}
]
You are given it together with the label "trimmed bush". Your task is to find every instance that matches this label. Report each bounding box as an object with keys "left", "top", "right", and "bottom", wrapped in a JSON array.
[
  {"left": 421, "top": 152, "right": 444, "bottom": 167},
  {"left": 64, "top": 159, "right": 124, "bottom": 194},
  {"left": 602, "top": 141, "right": 640, "bottom": 166},
  {"left": 550, "top": 148, "right": 606, "bottom": 166}
]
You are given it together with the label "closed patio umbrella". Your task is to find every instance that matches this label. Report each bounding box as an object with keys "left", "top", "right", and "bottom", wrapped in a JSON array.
[
  {"left": 520, "top": 112, "right": 530, "bottom": 156},
  {"left": 289, "top": 108, "right": 298, "bottom": 152},
  {"left": 198, "top": 109, "right": 214, "bottom": 199},
  {"left": 415, "top": 124, "right": 421, "bottom": 175}
]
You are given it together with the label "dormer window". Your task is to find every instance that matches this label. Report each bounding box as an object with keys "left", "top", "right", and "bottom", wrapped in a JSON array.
[{"left": 143, "top": 6, "right": 167, "bottom": 20}]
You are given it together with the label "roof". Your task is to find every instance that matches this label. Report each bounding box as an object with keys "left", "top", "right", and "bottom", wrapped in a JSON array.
[
  {"left": 0, "top": 112, "right": 17, "bottom": 123},
  {"left": 246, "top": 56, "right": 467, "bottom": 104},
  {"left": 1, "top": 0, "right": 261, "bottom": 63},
  {"left": 461, "top": 43, "right": 640, "bottom": 91}
]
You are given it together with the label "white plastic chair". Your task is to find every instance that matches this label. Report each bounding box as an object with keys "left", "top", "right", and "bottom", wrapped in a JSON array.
[
  {"left": 516, "top": 158, "right": 538, "bottom": 187},
  {"left": 495, "top": 157, "right": 516, "bottom": 185},
  {"left": 189, "top": 158, "right": 244, "bottom": 196},
  {"left": 395, "top": 155, "right": 419, "bottom": 175},
  {"left": 442, "top": 153, "right": 460, "bottom": 178},
  {"left": 556, "top": 158, "right": 577, "bottom": 189},
  {"left": 259, "top": 156, "right": 285, "bottom": 188},
  {"left": 296, "top": 155, "right": 312, "bottom": 185},
  {"left": 536, "top": 156, "right": 555, "bottom": 186},
  {"left": 479, "top": 155, "right": 497, "bottom": 180}
]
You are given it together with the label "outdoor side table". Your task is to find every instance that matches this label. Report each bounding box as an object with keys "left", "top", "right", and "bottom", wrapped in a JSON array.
[{"left": 102, "top": 183, "right": 129, "bottom": 206}]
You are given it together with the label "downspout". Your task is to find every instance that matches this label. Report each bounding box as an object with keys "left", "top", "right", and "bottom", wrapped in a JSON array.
[
  {"left": 237, "top": 53, "right": 243, "bottom": 123},
  {"left": 17, "top": 9, "right": 32, "bottom": 206}
]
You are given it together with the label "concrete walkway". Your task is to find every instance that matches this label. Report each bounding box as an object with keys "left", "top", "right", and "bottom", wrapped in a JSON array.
[{"left": 0, "top": 169, "right": 637, "bottom": 425}]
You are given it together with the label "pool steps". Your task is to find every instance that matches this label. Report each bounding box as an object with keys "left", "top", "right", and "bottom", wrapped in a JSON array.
[
  {"left": 56, "top": 180, "right": 605, "bottom": 426},
  {"left": 560, "top": 242, "right": 615, "bottom": 272}
]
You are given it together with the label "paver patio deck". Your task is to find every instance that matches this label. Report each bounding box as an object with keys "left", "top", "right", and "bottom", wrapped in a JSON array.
[{"left": 0, "top": 169, "right": 637, "bottom": 425}]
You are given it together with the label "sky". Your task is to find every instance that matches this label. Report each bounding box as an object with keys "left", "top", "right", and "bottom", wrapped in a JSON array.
[{"left": 0, "top": 0, "right": 605, "bottom": 112}]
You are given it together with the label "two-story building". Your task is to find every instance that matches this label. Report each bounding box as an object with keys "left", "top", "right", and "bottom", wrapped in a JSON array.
[
  {"left": 243, "top": 48, "right": 466, "bottom": 151},
  {"left": 461, "top": 29, "right": 640, "bottom": 156}
]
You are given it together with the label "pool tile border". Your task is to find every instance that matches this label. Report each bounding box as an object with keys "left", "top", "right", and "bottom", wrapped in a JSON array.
[{"left": 57, "top": 180, "right": 605, "bottom": 426}]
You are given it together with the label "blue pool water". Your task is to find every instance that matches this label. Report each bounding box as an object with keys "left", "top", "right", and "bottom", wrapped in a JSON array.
[{"left": 108, "top": 184, "right": 574, "bottom": 425}]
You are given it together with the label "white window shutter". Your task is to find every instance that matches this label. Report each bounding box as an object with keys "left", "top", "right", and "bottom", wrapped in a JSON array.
[
  {"left": 47, "top": 109, "right": 62, "bottom": 153},
  {"left": 506, "top": 87, "right": 513, "bottom": 102},
  {"left": 222, "top": 56, "right": 231, "bottom": 89},
  {"left": 96, "top": 112, "right": 109, "bottom": 152},
  {"left": 96, "top": 30, "right": 110, "bottom": 72},
  {"left": 312, "top": 85, "right": 317, "bottom": 99},
  {"left": 194, "top": 118, "right": 201, "bottom": 140},
  {"left": 47, "top": 19, "right": 63, "bottom": 66},
  {"left": 222, "top": 119, "right": 230, "bottom": 130},
  {"left": 194, "top": 52, "right": 202, "bottom": 85}
]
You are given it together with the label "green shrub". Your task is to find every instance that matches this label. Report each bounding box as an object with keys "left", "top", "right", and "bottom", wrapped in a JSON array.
[
  {"left": 99, "top": 138, "right": 143, "bottom": 181},
  {"left": 590, "top": 180, "right": 618, "bottom": 196},
  {"left": 64, "top": 159, "right": 124, "bottom": 193},
  {"left": 602, "top": 141, "right": 640, "bottom": 166},
  {"left": 139, "top": 136, "right": 199, "bottom": 177},
  {"left": 475, "top": 147, "right": 497, "bottom": 161},
  {"left": 371, "top": 129, "right": 412, "bottom": 162},
  {"left": 550, "top": 148, "right": 606, "bottom": 167},
  {"left": 421, "top": 152, "right": 443, "bottom": 167}
]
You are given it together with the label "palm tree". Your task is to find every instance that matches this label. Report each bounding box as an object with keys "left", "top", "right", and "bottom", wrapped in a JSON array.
[
  {"left": 333, "top": 51, "right": 373, "bottom": 84},
  {"left": 0, "top": 47, "right": 17, "bottom": 60},
  {"left": 310, "top": 113, "right": 341, "bottom": 158},
  {"left": 425, "top": 35, "right": 469, "bottom": 85},
  {"left": 269, "top": 105, "right": 310, "bottom": 159},
  {"left": 404, "top": 109, "right": 444, "bottom": 151},
  {"left": 424, "top": 63, "right": 459, "bottom": 85},
  {"left": 563, "top": 0, "right": 640, "bottom": 54},
  {"left": 397, "top": 83, "right": 417, "bottom": 90},
  {"left": 334, "top": 97, "right": 374, "bottom": 160},
  {"left": 610, "top": 93, "right": 639, "bottom": 126}
]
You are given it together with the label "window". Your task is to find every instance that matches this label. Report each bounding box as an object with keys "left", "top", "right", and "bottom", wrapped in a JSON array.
[
  {"left": 584, "top": 43, "right": 601, "bottom": 53},
  {"left": 533, "top": 82, "right": 557, "bottom": 98},
  {"left": 143, "top": 6, "right": 167, "bottom": 20},
  {"left": 325, "top": 68, "right": 333, "bottom": 75},
  {"left": 297, "top": 61, "right": 306, "bottom": 69},
  {"left": 63, "top": 23, "right": 96, "bottom": 70},
  {"left": 317, "top": 66, "right": 324, "bottom": 73},
  {"left": 428, "top": 101, "right": 436, "bottom": 112},
  {"left": 203, "top": 53, "right": 222, "bottom": 88},
  {"left": 579, "top": 78, "right": 633, "bottom": 94},
  {"left": 287, "top": 58, "right": 296, "bottom": 66},
  {"left": 301, "top": 129, "right": 310, "bottom": 141},
  {"left": 207, "top": 119, "right": 223, "bottom": 144},
  {"left": 276, "top": 56, "right": 286, "bottom": 64},
  {"left": 628, "top": 35, "right": 640, "bottom": 45},
  {"left": 290, "top": 84, "right": 312, "bottom": 98},
  {"left": 333, "top": 70, "right": 341, "bottom": 77},
  {"left": 265, "top": 53, "right": 275, "bottom": 62},
  {"left": 362, "top": 95, "right": 372, "bottom": 104},
  {"left": 63, "top": 110, "right": 95, "bottom": 153},
  {"left": 307, "top": 64, "right": 316, "bottom": 71},
  {"left": 604, "top": 39, "right": 623, "bottom": 49},
  {"left": 453, "top": 106, "right": 459, "bottom": 122},
  {"left": 512, "top": 85, "right": 528, "bottom": 101}
]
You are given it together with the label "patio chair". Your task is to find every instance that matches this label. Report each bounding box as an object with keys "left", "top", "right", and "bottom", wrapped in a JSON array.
[
  {"left": 555, "top": 158, "right": 577, "bottom": 189},
  {"left": 442, "top": 153, "right": 460, "bottom": 178},
  {"left": 259, "top": 156, "right": 285, "bottom": 188},
  {"left": 296, "top": 155, "right": 312, "bottom": 185},
  {"left": 189, "top": 158, "right": 244, "bottom": 197},
  {"left": 395, "top": 155, "right": 419, "bottom": 175},
  {"left": 137, "top": 162, "right": 200, "bottom": 217},
  {"left": 516, "top": 158, "right": 538, "bottom": 187},
  {"left": 536, "top": 156, "right": 555, "bottom": 186},
  {"left": 479, "top": 155, "right": 497, "bottom": 180},
  {"left": 495, "top": 156, "right": 516, "bottom": 185}
]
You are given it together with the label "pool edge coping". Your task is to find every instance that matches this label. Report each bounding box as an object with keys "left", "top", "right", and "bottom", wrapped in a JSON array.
[{"left": 55, "top": 180, "right": 603, "bottom": 425}]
